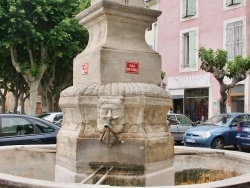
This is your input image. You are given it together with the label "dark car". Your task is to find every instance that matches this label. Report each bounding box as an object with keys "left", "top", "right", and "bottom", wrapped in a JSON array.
[
  {"left": 0, "top": 114, "right": 60, "bottom": 146},
  {"left": 236, "top": 121, "right": 250, "bottom": 151},
  {"left": 167, "top": 114, "right": 196, "bottom": 143},
  {"left": 183, "top": 113, "right": 250, "bottom": 149}
]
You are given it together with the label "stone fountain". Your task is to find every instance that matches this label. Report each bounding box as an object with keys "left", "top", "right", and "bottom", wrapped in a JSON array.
[
  {"left": 55, "top": 0, "right": 174, "bottom": 186},
  {"left": 0, "top": 1, "right": 250, "bottom": 187}
]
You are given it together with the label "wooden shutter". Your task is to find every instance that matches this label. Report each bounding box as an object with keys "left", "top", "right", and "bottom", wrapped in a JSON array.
[
  {"left": 187, "top": 0, "right": 196, "bottom": 16},
  {"left": 226, "top": 0, "right": 233, "bottom": 6},
  {"left": 226, "top": 22, "right": 234, "bottom": 60},
  {"left": 233, "top": 0, "right": 243, "bottom": 4},
  {"left": 234, "top": 20, "right": 243, "bottom": 57},
  {"left": 182, "top": 0, "right": 187, "bottom": 18},
  {"left": 188, "top": 31, "right": 196, "bottom": 68},
  {"left": 183, "top": 33, "right": 189, "bottom": 68},
  {"left": 226, "top": 20, "right": 244, "bottom": 60}
]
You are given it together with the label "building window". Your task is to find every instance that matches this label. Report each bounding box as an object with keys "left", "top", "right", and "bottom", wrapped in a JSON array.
[
  {"left": 226, "top": 0, "right": 243, "bottom": 6},
  {"left": 225, "top": 19, "right": 244, "bottom": 60},
  {"left": 182, "top": 0, "right": 196, "bottom": 18},
  {"left": 180, "top": 27, "right": 198, "bottom": 72},
  {"left": 223, "top": 0, "right": 245, "bottom": 11}
]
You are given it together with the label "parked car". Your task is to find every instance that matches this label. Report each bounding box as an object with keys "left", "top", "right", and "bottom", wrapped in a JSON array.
[
  {"left": 167, "top": 114, "right": 196, "bottom": 143},
  {"left": 236, "top": 121, "right": 250, "bottom": 151},
  {"left": 36, "top": 112, "right": 63, "bottom": 124},
  {"left": 183, "top": 113, "right": 250, "bottom": 149},
  {"left": 0, "top": 114, "right": 60, "bottom": 146}
]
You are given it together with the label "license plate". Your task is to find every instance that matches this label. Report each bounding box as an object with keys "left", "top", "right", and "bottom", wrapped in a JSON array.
[
  {"left": 243, "top": 127, "right": 250, "bottom": 132},
  {"left": 186, "top": 138, "right": 195, "bottom": 143}
]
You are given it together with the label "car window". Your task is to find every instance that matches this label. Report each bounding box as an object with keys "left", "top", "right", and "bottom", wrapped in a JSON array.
[
  {"left": 204, "top": 114, "right": 232, "bottom": 126},
  {"left": 167, "top": 115, "right": 176, "bottom": 121},
  {"left": 1, "top": 117, "right": 34, "bottom": 136},
  {"left": 231, "top": 115, "right": 248, "bottom": 126},
  {"left": 53, "top": 114, "right": 63, "bottom": 122},
  {"left": 34, "top": 120, "right": 55, "bottom": 133},
  {"left": 36, "top": 113, "right": 50, "bottom": 118},
  {"left": 176, "top": 115, "right": 192, "bottom": 126}
]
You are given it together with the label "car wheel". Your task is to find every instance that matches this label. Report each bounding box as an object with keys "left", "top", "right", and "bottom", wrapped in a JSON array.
[
  {"left": 211, "top": 138, "right": 224, "bottom": 149},
  {"left": 237, "top": 145, "right": 245, "bottom": 152},
  {"left": 175, "top": 141, "right": 182, "bottom": 145}
]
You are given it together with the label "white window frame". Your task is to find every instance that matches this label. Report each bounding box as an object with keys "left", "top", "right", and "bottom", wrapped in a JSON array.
[
  {"left": 180, "top": 0, "right": 199, "bottom": 22},
  {"left": 223, "top": 17, "right": 246, "bottom": 60},
  {"left": 179, "top": 27, "right": 199, "bottom": 73},
  {"left": 223, "top": 0, "right": 246, "bottom": 11}
]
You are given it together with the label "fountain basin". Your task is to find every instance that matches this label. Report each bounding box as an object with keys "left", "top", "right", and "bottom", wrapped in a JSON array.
[{"left": 0, "top": 145, "right": 250, "bottom": 188}]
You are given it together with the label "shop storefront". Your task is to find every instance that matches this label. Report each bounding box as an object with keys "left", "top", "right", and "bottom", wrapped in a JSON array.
[
  {"left": 168, "top": 74, "right": 211, "bottom": 122},
  {"left": 227, "top": 84, "right": 245, "bottom": 113}
]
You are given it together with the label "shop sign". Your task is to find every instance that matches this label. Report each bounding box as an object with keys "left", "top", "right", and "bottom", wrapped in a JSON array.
[
  {"left": 126, "top": 62, "right": 139, "bottom": 74},
  {"left": 168, "top": 74, "right": 210, "bottom": 89}
]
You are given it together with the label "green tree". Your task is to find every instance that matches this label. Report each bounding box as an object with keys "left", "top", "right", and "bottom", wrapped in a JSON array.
[
  {"left": 199, "top": 47, "right": 250, "bottom": 113},
  {"left": 0, "top": 46, "right": 30, "bottom": 113},
  {"left": 0, "top": 0, "right": 89, "bottom": 115}
]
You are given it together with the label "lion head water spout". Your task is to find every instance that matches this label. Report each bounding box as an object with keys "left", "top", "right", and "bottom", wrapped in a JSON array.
[{"left": 55, "top": 0, "right": 174, "bottom": 186}]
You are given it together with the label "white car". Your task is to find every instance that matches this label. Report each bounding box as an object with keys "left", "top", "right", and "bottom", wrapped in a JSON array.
[
  {"left": 36, "top": 112, "right": 63, "bottom": 124},
  {"left": 167, "top": 114, "right": 196, "bottom": 144}
]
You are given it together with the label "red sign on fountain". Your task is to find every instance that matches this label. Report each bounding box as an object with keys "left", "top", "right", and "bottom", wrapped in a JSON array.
[{"left": 126, "top": 62, "right": 139, "bottom": 74}]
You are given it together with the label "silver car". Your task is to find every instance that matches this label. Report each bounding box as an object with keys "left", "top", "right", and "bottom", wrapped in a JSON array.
[{"left": 167, "top": 114, "right": 195, "bottom": 144}]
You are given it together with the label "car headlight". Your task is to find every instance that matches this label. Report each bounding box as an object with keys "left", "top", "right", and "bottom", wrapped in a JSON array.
[{"left": 199, "top": 131, "right": 211, "bottom": 138}]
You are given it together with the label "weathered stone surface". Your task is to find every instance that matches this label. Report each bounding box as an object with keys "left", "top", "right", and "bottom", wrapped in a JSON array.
[
  {"left": 56, "top": 0, "right": 174, "bottom": 186},
  {"left": 74, "top": 0, "right": 162, "bottom": 86},
  {"left": 91, "top": 0, "right": 147, "bottom": 7},
  {"left": 56, "top": 82, "right": 174, "bottom": 185}
]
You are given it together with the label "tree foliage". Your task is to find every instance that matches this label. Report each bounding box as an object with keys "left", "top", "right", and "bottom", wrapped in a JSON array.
[
  {"left": 199, "top": 47, "right": 250, "bottom": 113},
  {"left": 0, "top": 0, "right": 89, "bottom": 114}
]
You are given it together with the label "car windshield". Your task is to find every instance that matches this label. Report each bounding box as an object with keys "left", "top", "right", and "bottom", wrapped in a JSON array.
[{"left": 204, "top": 114, "right": 232, "bottom": 126}]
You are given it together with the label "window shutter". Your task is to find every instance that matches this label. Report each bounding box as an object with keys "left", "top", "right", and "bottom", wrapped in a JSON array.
[
  {"left": 226, "top": 23, "right": 235, "bottom": 60},
  {"left": 226, "top": 0, "right": 233, "bottom": 6},
  {"left": 182, "top": 0, "right": 187, "bottom": 18},
  {"left": 234, "top": 20, "right": 243, "bottom": 56},
  {"left": 188, "top": 31, "right": 196, "bottom": 68},
  {"left": 233, "top": 0, "right": 243, "bottom": 4},
  {"left": 187, "top": 0, "right": 196, "bottom": 16},
  {"left": 183, "top": 34, "right": 189, "bottom": 68}
]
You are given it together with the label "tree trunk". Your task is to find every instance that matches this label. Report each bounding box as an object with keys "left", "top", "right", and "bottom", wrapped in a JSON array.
[
  {"left": 10, "top": 42, "right": 48, "bottom": 116},
  {"left": 219, "top": 81, "right": 228, "bottom": 114},
  {"left": 20, "top": 93, "right": 25, "bottom": 114},
  {"left": 20, "top": 93, "right": 29, "bottom": 114},
  {"left": 42, "top": 89, "right": 48, "bottom": 113},
  {"left": 13, "top": 93, "right": 19, "bottom": 113},
  {"left": 47, "top": 92, "right": 53, "bottom": 112},
  {"left": 1, "top": 98, "right": 6, "bottom": 113},
  {"left": 0, "top": 84, "right": 8, "bottom": 113},
  {"left": 27, "top": 82, "right": 39, "bottom": 115},
  {"left": 54, "top": 93, "right": 61, "bottom": 111}
]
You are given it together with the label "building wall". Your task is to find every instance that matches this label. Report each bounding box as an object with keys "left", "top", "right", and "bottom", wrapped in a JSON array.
[{"left": 158, "top": 0, "right": 250, "bottom": 121}]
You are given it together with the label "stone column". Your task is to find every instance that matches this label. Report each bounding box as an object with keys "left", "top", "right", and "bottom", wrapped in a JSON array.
[{"left": 55, "top": 0, "right": 174, "bottom": 186}]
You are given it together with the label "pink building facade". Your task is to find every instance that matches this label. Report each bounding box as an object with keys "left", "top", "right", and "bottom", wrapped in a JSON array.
[{"left": 158, "top": 0, "right": 250, "bottom": 122}]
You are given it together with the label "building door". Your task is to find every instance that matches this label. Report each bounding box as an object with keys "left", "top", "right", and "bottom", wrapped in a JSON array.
[
  {"left": 184, "top": 88, "right": 209, "bottom": 122},
  {"left": 173, "top": 98, "right": 183, "bottom": 114}
]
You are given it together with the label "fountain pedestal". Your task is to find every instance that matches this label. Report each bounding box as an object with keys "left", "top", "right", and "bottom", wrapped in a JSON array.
[{"left": 55, "top": 0, "right": 174, "bottom": 186}]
